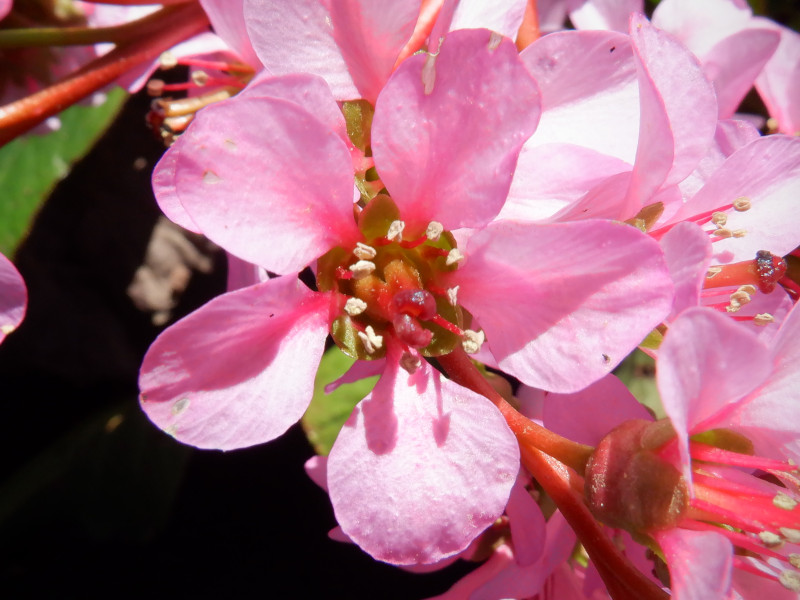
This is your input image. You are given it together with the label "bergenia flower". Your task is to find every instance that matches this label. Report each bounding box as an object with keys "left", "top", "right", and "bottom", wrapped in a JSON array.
[
  {"left": 0, "top": 251, "right": 26, "bottom": 344},
  {"left": 139, "top": 28, "right": 673, "bottom": 562},
  {"left": 582, "top": 306, "right": 800, "bottom": 598}
]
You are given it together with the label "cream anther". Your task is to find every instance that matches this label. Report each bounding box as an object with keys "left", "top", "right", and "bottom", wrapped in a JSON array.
[
  {"left": 732, "top": 229, "right": 746, "bottom": 238},
  {"left": 399, "top": 352, "right": 421, "bottom": 374},
  {"left": 713, "top": 228, "right": 732, "bottom": 239},
  {"left": 426, "top": 221, "right": 443, "bottom": 241},
  {"left": 349, "top": 260, "right": 376, "bottom": 279},
  {"left": 357, "top": 326, "right": 383, "bottom": 354},
  {"left": 759, "top": 531, "right": 783, "bottom": 547},
  {"left": 446, "top": 286, "right": 459, "bottom": 306},
  {"left": 1, "top": 324, "right": 15, "bottom": 335},
  {"left": 446, "top": 248, "right": 465, "bottom": 266},
  {"left": 791, "top": 554, "right": 800, "bottom": 569},
  {"left": 462, "top": 330, "right": 485, "bottom": 354},
  {"left": 159, "top": 51, "right": 178, "bottom": 69},
  {"left": 344, "top": 297, "right": 368, "bottom": 316},
  {"left": 781, "top": 528, "right": 800, "bottom": 544},
  {"left": 726, "top": 289, "right": 752, "bottom": 312},
  {"left": 733, "top": 197, "right": 752, "bottom": 211},
  {"left": 353, "top": 242, "right": 377, "bottom": 260},
  {"left": 711, "top": 212, "right": 728, "bottom": 226},
  {"left": 386, "top": 220, "right": 405, "bottom": 242},
  {"left": 780, "top": 571, "right": 800, "bottom": 592},
  {"left": 147, "top": 79, "right": 165, "bottom": 97},
  {"left": 191, "top": 70, "right": 209, "bottom": 87},
  {"left": 706, "top": 266, "right": 722, "bottom": 279},
  {"left": 738, "top": 285, "right": 757, "bottom": 295},
  {"left": 774, "top": 492, "right": 798, "bottom": 511},
  {"left": 754, "top": 313, "right": 775, "bottom": 327}
]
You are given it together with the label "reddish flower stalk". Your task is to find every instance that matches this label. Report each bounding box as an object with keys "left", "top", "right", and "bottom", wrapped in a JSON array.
[
  {"left": 0, "top": 3, "right": 209, "bottom": 146},
  {"left": 516, "top": 0, "right": 540, "bottom": 50},
  {"left": 438, "top": 347, "right": 668, "bottom": 600}
]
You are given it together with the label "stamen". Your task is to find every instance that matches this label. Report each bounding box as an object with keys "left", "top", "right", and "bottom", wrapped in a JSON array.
[
  {"left": 759, "top": 531, "right": 783, "bottom": 547},
  {"left": 353, "top": 242, "right": 377, "bottom": 260},
  {"left": 446, "top": 248, "right": 464, "bottom": 266},
  {"left": 791, "top": 554, "right": 800, "bottom": 568},
  {"left": 357, "top": 326, "right": 383, "bottom": 354},
  {"left": 446, "top": 286, "right": 459, "bottom": 306},
  {"left": 775, "top": 493, "right": 798, "bottom": 511},
  {"left": 733, "top": 197, "right": 752, "bottom": 211},
  {"left": 780, "top": 571, "right": 800, "bottom": 592},
  {"left": 754, "top": 313, "right": 775, "bottom": 327},
  {"left": 430, "top": 314, "right": 464, "bottom": 336},
  {"left": 726, "top": 288, "right": 753, "bottom": 313},
  {"left": 147, "top": 79, "right": 165, "bottom": 97},
  {"left": 344, "top": 297, "right": 368, "bottom": 316},
  {"left": 711, "top": 212, "right": 728, "bottom": 226},
  {"left": 690, "top": 442, "right": 796, "bottom": 472},
  {"left": 349, "top": 260, "right": 376, "bottom": 279},
  {"left": 781, "top": 528, "right": 800, "bottom": 544},
  {"left": 426, "top": 221, "right": 443, "bottom": 241},
  {"left": 462, "top": 329, "right": 485, "bottom": 354},
  {"left": 191, "top": 70, "right": 209, "bottom": 87},
  {"left": 732, "top": 229, "right": 747, "bottom": 238},
  {"left": 159, "top": 51, "right": 178, "bottom": 69},
  {"left": 712, "top": 227, "right": 732, "bottom": 239},
  {"left": 386, "top": 220, "right": 405, "bottom": 242},
  {"left": 399, "top": 352, "right": 421, "bottom": 374}
]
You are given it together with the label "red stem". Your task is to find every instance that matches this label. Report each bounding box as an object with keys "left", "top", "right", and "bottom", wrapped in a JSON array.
[
  {"left": 0, "top": 3, "right": 210, "bottom": 145},
  {"left": 516, "top": 0, "right": 541, "bottom": 50}
]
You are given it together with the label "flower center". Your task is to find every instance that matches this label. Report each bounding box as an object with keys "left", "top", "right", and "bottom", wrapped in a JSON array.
[{"left": 317, "top": 194, "right": 481, "bottom": 361}]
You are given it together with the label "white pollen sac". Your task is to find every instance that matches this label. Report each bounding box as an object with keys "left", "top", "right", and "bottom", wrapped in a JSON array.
[
  {"left": 488, "top": 31, "right": 503, "bottom": 51},
  {"left": 446, "top": 286, "right": 460, "bottom": 306},
  {"left": 711, "top": 211, "right": 728, "bottom": 226},
  {"left": 780, "top": 570, "right": 800, "bottom": 592},
  {"left": 349, "top": 260, "right": 376, "bottom": 279},
  {"left": 732, "top": 229, "right": 747, "bottom": 238},
  {"left": 202, "top": 170, "right": 222, "bottom": 185},
  {"left": 399, "top": 352, "right": 421, "bottom": 374},
  {"left": 426, "top": 221, "right": 444, "bottom": 241},
  {"left": 159, "top": 51, "right": 178, "bottom": 69},
  {"left": 781, "top": 528, "right": 800, "bottom": 544},
  {"left": 1, "top": 324, "right": 15, "bottom": 335},
  {"left": 738, "top": 285, "right": 758, "bottom": 295},
  {"left": 422, "top": 53, "right": 437, "bottom": 95},
  {"left": 754, "top": 312, "right": 776, "bottom": 327},
  {"left": 726, "top": 290, "right": 752, "bottom": 312},
  {"left": 446, "top": 248, "right": 465, "bottom": 266},
  {"left": 791, "top": 554, "right": 800, "bottom": 569},
  {"left": 759, "top": 531, "right": 783, "bottom": 547},
  {"left": 386, "top": 220, "right": 405, "bottom": 242},
  {"left": 774, "top": 492, "right": 798, "bottom": 511},
  {"left": 344, "top": 297, "right": 368, "bottom": 316},
  {"left": 733, "top": 196, "right": 752, "bottom": 211},
  {"left": 353, "top": 242, "right": 377, "bottom": 260},
  {"left": 191, "top": 70, "right": 209, "bottom": 87},
  {"left": 713, "top": 227, "right": 732, "bottom": 239},
  {"left": 706, "top": 266, "right": 723, "bottom": 279},
  {"left": 358, "top": 326, "right": 383, "bottom": 355},
  {"left": 462, "top": 330, "right": 485, "bottom": 354}
]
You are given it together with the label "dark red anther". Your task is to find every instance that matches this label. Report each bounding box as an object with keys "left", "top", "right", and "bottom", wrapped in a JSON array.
[
  {"left": 393, "top": 314, "right": 434, "bottom": 348},
  {"left": 392, "top": 289, "right": 437, "bottom": 320},
  {"left": 755, "top": 250, "right": 787, "bottom": 293}
]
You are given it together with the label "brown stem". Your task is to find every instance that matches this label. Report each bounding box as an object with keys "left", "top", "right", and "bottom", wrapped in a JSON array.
[
  {"left": 0, "top": 3, "right": 210, "bottom": 145},
  {"left": 520, "top": 446, "right": 669, "bottom": 600},
  {"left": 437, "top": 347, "right": 593, "bottom": 473}
]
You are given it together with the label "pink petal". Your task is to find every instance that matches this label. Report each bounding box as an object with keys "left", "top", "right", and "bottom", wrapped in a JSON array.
[
  {"left": 425, "top": 544, "right": 517, "bottom": 600},
  {"left": 139, "top": 276, "right": 330, "bottom": 450},
  {"left": 568, "top": 0, "right": 643, "bottom": 33},
  {"left": 327, "top": 348, "right": 519, "bottom": 565},
  {"left": 755, "top": 22, "right": 800, "bottom": 135},
  {"left": 166, "top": 91, "right": 359, "bottom": 274},
  {"left": 429, "top": 0, "right": 527, "bottom": 53},
  {"left": 506, "top": 472, "right": 546, "bottom": 566},
  {"left": 329, "top": 0, "right": 422, "bottom": 104},
  {"left": 543, "top": 374, "right": 653, "bottom": 447},
  {"left": 456, "top": 220, "right": 673, "bottom": 392},
  {"left": 654, "top": 529, "right": 733, "bottom": 600},
  {"left": 703, "top": 28, "right": 780, "bottom": 119},
  {"left": 520, "top": 30, "right": 640, "bottom": 164},
  {"left": 0, "top": 253, "right": 26, "bottom": 344},
  {"left": 671, "top": 135, "right": 800, "bottom": 263},
  {"left": 657, "top": 307, "right": 772, "bottom": 480},
  {"left": 372, "top": 28, "right": 541, "bottom": 234},
  {"left": 626, "top": 14, "right": 718, "bottom": 209},
  {"left": 152, "top": 142, "right": 201, "bottom": 234},
  {"left": 660, "top": 222, "right": 712, "bottom": 321},
  {"left": 199, "top": 0, "right": 261, "bottom": 68},
  {"left": 244, "top": 0, "right": 359, "bottom": 99},
  {"left": 304, "top": 455, "right": 328, "bottom": 491}
]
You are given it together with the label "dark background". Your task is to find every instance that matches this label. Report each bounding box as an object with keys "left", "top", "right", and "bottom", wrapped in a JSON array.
[{"left": 0, "top": 89, "right": 473, "bottom": 599}]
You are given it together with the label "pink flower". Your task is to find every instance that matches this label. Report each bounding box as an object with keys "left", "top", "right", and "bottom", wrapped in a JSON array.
[
  {"left": 140, "top": 28, "right": 672, "bottom": 563},
  {"left": 0, "top": 252, "right": 26, "bottom": 345}
]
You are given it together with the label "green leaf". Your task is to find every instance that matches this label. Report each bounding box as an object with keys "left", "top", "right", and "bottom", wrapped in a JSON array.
[
  {"left": 614, "top": 349, "right": 664, "bottom": 419},
  {"left": 0, "top": 87, "right": 127, "bottom": 255},
  {"left": 302, "top": 346, "right": 379, "bottom": 456}
]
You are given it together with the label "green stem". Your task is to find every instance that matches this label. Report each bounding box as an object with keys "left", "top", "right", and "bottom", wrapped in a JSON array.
[
  {"left": 437, "top": 347, "right": 594, "bottom": 473},
  {"left": 0, "top": 3, "right": 210, "bottom": 145}
]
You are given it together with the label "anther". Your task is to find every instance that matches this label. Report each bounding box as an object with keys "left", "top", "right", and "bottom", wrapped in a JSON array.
[
  {"left": 446, "top": 248, "right": 465, "bottom": 266},
  {"left": 706, "top": 266, "right": 722, "bottom": 279},
  {"left": 386, "top": 220, "right": 405, "bottom": 242},
  {"left": 713, "top": 228, "right": 732, "bottom": 239},
  {"left": 159, "top": 51, "right": 178, "bottom": 69},
  {"left": 399, "top": 352, "right": 421, "bottom": 374},
  {"left": 791, "top": 554, "right": 800, "bottom": 569},
  {"left": 780, "top": 571, "right": 800, "bottom": 592},
  {"left": 344, "top": 297, "right": 368, "bottom": 316},
  {"left": 462, "top": 329, "right": 485, "bottom": 354},
  {"left": 732, "top": 229, "right": 746, "bottom": 238},
  {"left": 349, "top": 260, "right": 376, "bottom": 279},
  {"left": 446, "top": 286, "right": 459, "bottom": 306},
  {"left": 726, "top": 289, "right": 752, "bottom": 313},
  {"left": 758, "top": 531, "right": 783, "bottom": 547},
  {"left": 357, "top": 326, "right": 383, "bottom": 354},
  {"left": 774, "top": 493, "right": 798, "bottom": 511},
  {"left": 781, "top": 528, "right": 800, "bottom": 544},
  {"left": 426, "top": 221, "right": 443, "bottom": 241},
  {"left": 733, "top": 197, "right": 752, "bottom": 211},
  {"left": 754, "top": 312, "right": 776, "bottom": 326},
  {"left": 353, "top": 242, "right": 377, "bottom": 260},
  {"left": 147, "top": 79, "right": 165, "bottom": 97},
  {"left": 711, "top": 212, "right": 728, "bottom": 227},
  {"left": 191, "top": 70, "right": 209, "bottom": 87}
]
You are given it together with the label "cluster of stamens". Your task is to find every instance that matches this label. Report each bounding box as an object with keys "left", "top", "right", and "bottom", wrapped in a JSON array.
[
  {"left": 317, "top": 197, "right": 484, "bottom": 369},
  {"left": 145, "top": 51, "right": 255, "bottom": 145}
]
